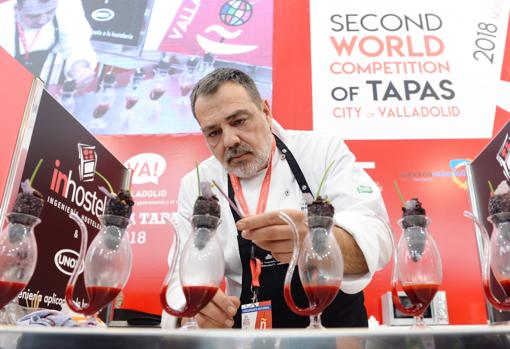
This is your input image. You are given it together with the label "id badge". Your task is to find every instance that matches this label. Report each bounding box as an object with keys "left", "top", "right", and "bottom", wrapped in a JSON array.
[{"left": 241, "top": 300, "right": 272, "bottom": 330}]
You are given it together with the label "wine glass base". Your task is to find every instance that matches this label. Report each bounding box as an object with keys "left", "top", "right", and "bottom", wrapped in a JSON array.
[
  {"left": 179, "top": 317, "right": 199, "bottom": 330},
  {"left": 307, "top": 314, "right": 325, "bottom": 329},
  {"left": 179, "top": 322, "right": 199, "bottom": 330},
  {"left": 306, "top": 323, "right": 325, "bottom": 330},
  {"left": 411, "top": 315, "right": 429, "bottom": 329},
  {"left": 410, "top": 323, "right": 430, "bottom": 330}
]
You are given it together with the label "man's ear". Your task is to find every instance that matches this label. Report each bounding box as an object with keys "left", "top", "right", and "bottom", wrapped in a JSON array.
[{"left": 262, "top": 99, "right": 273, "bottom": 122}]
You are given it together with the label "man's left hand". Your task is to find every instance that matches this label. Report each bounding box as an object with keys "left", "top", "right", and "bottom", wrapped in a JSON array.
[{"left": 236, "top": 209, "right": 307, "bottom": 263}]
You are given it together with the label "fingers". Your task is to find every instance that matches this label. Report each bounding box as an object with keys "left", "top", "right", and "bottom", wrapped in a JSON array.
[
  {"left": 196, "top": 289, "right": 239, "bottom": 328},
  {"left": 242, "top": 224, "right": 292, "bottom": 243},
  {"left": 237, "top": 210, "right": 304, "bottom": 231},
  {"left": 238, "top": 210, "right": 306, "bottom": 264},
  {"left": 236, "top": 211, "right": 283, "bottom": 231},
  {"left": 196, "top": 302, "right": 233, "bottom": 328},
  {"left": 253, "top": 237, "right": 293, "bottom": 254},
  {"left": 211, "top": 289, "right": 239, "bottom": 317},
  {"left": 228, "top": 295, "right": 241, "bottom": 309}
]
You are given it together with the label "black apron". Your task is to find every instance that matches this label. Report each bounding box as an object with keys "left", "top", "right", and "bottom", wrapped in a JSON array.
[
  {"left": 230, "top": 135, "right": 368, "bottom": 328},
  {"left": 15, "top": 17, "right": 59, "bottom": 78}
]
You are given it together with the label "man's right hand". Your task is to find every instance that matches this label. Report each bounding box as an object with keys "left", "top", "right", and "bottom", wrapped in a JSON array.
[{"left": 193, "top": 289, "right": 240, "bottom": 328}]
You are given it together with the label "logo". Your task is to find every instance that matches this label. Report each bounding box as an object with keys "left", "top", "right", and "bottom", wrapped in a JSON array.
[
  {"left": 450, "top": 159, "right": 470, "bottom": 190},
  {"left": 196, "top": 0, "right": 257, "bottom": 55},
  {"left": 125, "top": 153, "right": 166, "bottom": 185},
  {"left": 91, "top": 8, "right": 115, "bottom": 22},
  {"left": 357, "top": 185, "right": 373, "bottom": 194},
  {"left": 77, "top": 143, "right": 97, "bottom": 182},
  {"left": 496, "top": 133, "right": 510, "bottom": 182},
  {"left": 50, "top": 159, "right": 107, "bottom": 216},
  {"left": 54, "top": 249, "right": 84, "bottom": 276},
  {"left": 219, "top": 0, "right": 253, "bottom": 26}
]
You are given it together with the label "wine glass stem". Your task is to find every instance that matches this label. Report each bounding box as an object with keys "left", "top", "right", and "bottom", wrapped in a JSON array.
[
  {"left": 182, "top": 316, "right": 199, "bottom": 330},
  {"left": 308, "top": 313, "right": 323, "bottom": 329},
  {"left": 414, "top": 314, "right": 426, "bottom": 328}
]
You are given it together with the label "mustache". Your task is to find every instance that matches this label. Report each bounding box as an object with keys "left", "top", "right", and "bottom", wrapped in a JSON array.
[{"left": 225, "top": 143, "right": 253, "bottom": 162}]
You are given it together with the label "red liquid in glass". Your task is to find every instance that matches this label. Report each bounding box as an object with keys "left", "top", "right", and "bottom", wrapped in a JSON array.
[
  {"left": 93, "top": 104, "right": 110, "bottom": 118},
  {"left": 482, "top": 278, "right": 510, "bottom": 311},
  {"left": 498, "top": 279, "right": 510, "bottom": 296},
  {"left": 160, "top": 285, "right": 217, "bottom": 317},
  {"left": 150, "top": 88, "right": 165, "bottom": 100},
  {"left": 284, "top": 284, "right": 339, "bottom": 316},
  {"left": 125, "top": 97, "right": 139, "bottom": 109},
  {"left": 66, "top": 285, "right": 121, "bottom": 316},
  {"left": 0, "top": 280, "right": 26, "bottom": 308},
  {"left": 182, "top": 285, "right": 218, "bottom": 315},
  {"left": 402, "top": 283, "right": 439, "bottom": 310}
]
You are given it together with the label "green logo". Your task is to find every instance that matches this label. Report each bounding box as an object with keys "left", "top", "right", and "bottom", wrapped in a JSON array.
[{"left": 357, "top": 185, "right": 373, "bottom": 194}]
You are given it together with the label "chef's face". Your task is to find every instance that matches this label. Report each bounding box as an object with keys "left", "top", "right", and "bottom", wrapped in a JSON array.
[
  {"left": 194, "top": 81, "right": 273, "bottom": 178},
  {"left": 16, "top": 0, "right": 58, "bottom": 29}
]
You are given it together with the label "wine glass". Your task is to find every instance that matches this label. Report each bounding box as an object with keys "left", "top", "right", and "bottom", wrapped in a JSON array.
[
  {"left": 160, "top": 213, "right": 225, "bottom": 329},
  {"left": 465, "top": 211, "right": 510, "bottom": 311},
  {"left": 176, "top": 57, "right": 199, "bottom": 106},
  {"left": 121, "top": 70, "right": 143, "bottom": 121},
  {"left": 60, "top": 80, "right": 76, "bottom": 114},
  {"left": 65, "top": 212, "right": 132, "bottom": 319},
  {"left": 0, "top": 213, "right": 39, "bottom": 310},
  {"left": 89, "top": 73, "right": 116, "bottom": 130},
  {"left": 147, "top": 60, "right": 170, "bottom": 120},
  {"left": 391, "top": 215, "right": 442, "bottom": 328},
  {"left": 279, "top": 212, "right": 343, "bottom": 329}
]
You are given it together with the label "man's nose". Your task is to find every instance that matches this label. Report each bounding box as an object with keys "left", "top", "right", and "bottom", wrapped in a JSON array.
[{"left": 222, "top": 127, "right": 241, "bottom": 148}]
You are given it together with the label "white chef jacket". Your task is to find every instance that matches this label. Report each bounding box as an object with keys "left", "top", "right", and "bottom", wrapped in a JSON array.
[
  {"left": 0, "top": 0, "right": 97, "bottom": 80},
  {"left": 161, "top": 120, "right": 392, "bottom": 328}
]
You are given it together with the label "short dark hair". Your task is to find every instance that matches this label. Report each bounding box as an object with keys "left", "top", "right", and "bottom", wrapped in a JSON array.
[{"left": 190, "top": 67, "right": 262, "bottom": 118}]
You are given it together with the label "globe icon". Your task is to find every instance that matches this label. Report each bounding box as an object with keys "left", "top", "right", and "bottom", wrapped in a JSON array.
[{"left": 220, "top": 0, "right": 253, "bottom": 26}]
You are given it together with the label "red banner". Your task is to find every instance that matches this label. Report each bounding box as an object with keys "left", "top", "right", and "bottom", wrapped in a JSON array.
[{"left": 0, "top": 48, "right": 33, "bottom": 211}]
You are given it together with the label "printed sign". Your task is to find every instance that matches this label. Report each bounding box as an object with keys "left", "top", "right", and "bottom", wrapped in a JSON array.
[
  {"left": 310, "top": 0, "right": 510, "bottom": 139},
  {"left": 11, "top": 90, "right": 128, "bottom": 311},
  {"left": 82, "top": 0, "right": 149, "bottom": 46}
]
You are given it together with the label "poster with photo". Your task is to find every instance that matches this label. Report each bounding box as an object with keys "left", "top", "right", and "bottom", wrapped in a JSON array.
[{"left": 0, "top": 0, "right": 273, "bottom": 136}]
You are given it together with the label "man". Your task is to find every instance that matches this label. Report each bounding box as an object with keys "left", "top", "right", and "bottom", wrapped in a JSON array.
[
  {"left": 0, "top": 0, "right": 97, "bottom": 85},
  {"left": 161, "top": 68, "right": 392, "bottom": 329}
]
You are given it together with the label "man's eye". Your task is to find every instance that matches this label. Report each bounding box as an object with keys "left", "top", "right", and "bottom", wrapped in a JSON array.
[
  {"left": 232, "top": 119, "right": 246, "bottom": 127},
  {"left": 207, "top": 130, "right": 220, "bottom": 138}
]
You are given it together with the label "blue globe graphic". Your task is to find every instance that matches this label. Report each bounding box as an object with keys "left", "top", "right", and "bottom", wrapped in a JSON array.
[{"left": 220, "top": 0, "right": 253, "bottom": 26}]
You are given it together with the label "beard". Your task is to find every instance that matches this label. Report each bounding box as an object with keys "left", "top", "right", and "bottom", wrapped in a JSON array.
[{"left": 223, "top": 134, "right": 273, "bottom": 178}]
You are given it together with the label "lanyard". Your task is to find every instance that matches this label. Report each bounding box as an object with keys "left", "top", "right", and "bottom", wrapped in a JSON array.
[
  {"left": 228, "top": 139, "right": 275, "bottom": 217},
  {"left": 229, "top": 138, "right": 276, "bottom": 302},
  {"left": 16, "top": 19, "right": 44, "bottom": 61}
]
